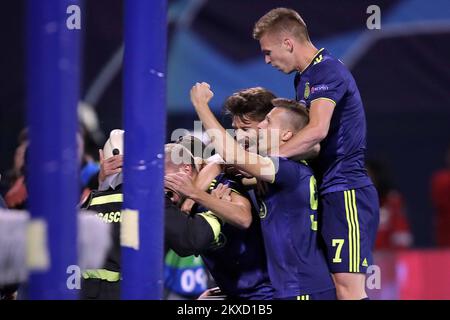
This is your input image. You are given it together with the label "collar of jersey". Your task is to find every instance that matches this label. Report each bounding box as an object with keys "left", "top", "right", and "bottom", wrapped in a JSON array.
[{"left": 299, "top": 47, "right": 325, "bottom": 74}]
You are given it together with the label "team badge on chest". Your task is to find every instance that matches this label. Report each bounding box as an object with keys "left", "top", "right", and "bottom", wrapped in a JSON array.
[{"left": 304, "top": 82, "right": 310, "bottom": 100}]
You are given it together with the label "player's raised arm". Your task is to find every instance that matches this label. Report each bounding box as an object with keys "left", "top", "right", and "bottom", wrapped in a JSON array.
[{"left": 190, "top": 82, "right": 275, "bottom": 183}]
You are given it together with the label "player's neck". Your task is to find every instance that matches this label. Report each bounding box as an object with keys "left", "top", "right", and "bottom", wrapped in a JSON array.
[{"left": 296, "top": 43, "right": 319, "bottom": 73}]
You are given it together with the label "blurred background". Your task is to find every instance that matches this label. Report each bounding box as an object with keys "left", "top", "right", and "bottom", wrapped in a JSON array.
[{"left": 0, "top": 0, "right": 449, "bottom": 299}]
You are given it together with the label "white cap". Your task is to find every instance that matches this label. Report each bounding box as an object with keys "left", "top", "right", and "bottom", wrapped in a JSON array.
[{"left": 103, "top": 129, "right": 124, "bottom": 160}]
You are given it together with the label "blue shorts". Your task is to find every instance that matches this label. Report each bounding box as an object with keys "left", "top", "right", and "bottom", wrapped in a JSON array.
[
  {"left": 281, "top": 288, "right": 337, "bottom": 300},
  {"left": 320, "top": 185, "right": 379, "bottom": 273}
]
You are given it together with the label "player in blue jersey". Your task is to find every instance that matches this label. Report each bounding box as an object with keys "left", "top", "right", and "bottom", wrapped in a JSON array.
[
  {"left": 253, "top": 8, "right": 379, "bottom": 299},
  {"left": 165, "top": 143, "right": 274, "bottom": 300},
  {"left": 189, "top": 82, "right": 336, "bottom": 300}
]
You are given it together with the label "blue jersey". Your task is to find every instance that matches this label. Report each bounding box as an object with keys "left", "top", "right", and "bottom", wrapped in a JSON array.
[
  {"left": 259, "top": 157, "right": 334, "bottom": 298},
  {"left": 295, "top": 48, "right": 373, "bottom": 195},
  {"left": 195, "top": 173, "right": 274, "bottom": 300}
]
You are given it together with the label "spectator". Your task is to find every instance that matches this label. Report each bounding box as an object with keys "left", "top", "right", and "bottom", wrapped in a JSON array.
[
  {"left": 3, "top": 129, "right": 28, "bottom": 209},
  {"left": 367, "top": 160, "right": 413, "bottom": 250},
  {"left": 430, "top": 144, "right": 450, "bottom": 247}
]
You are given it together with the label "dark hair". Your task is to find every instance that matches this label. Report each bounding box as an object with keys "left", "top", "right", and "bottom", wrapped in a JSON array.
[
  {"left": 253, "top": 7, "right": 310, "bottom": 42},
  {"left": 223, "top": 87, "right": 276, "bottom": 122},
  {"left": 271, "top": 98, "right": 309, "bottom": 131}
]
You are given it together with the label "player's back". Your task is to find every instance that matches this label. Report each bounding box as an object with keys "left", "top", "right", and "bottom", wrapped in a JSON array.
[
  {"left": 259, "top": 157, "right": 334, "bottom": 298},
  {"left": 195, "top": 172, "right": 274, "bottom": 300}
]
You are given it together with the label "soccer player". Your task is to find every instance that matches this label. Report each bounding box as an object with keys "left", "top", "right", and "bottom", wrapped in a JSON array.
[
  {"left": 253, "top": 8, "right": 380, "bottom": 299},
  {"left": 189, "top": 82, "right": 335, "bottom": 300},
  {"left": 165, "top": 143, "right": 274, "bottom": 300}
]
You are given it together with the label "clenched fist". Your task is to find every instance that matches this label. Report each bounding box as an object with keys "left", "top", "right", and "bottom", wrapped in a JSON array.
[{"left": 190, "top": 82, "right": 214, "bottom": 108}]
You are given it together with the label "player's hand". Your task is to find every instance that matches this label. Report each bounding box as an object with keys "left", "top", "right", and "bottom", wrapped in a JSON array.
[
  {"left": 98, "top": 149, "right": 123, "bottom": 184},
  {"left": 190, "top": 82, "right": 214, "bottom": 108},
  {"left": 211, "top": 183, "right": 232, "bottom": 201},
  {"left": 164, "top": 172, "right": 197, "bottom": 198},
  {"left": 198, "top": 287, "right": 223, "bottom": 299}
]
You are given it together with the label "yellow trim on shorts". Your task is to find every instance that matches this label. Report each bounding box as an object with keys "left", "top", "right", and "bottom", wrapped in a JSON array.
[
  {"left": 352, "top": 190, "right": 360, "bottom": 272},
  {"left": 344, "top": 190, "right": 360, "bottom": 273}
]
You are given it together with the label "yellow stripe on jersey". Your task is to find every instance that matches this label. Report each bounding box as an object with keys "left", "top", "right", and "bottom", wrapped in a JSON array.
[
  {"left": 90, "top": 193, "right": 123, "bottom": 206},
  {"left": 310, "top": 97, "right": 337, "bottom": 107},
  {"left": 198, "top": 211, "right": 221, "bottom": 242},
  {"left": 230, "top": 188, "right": 242, "bottom": 196},
  {"left": 310, "top": 215, "right": 318, "bottom": 231}
]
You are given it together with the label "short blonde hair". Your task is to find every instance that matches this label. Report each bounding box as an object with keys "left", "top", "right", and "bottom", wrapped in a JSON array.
[
  {"left": 253, "top": 7, "right": 310, "bottom": 42},
  {"left": 271, "top": 98, "right": 309, "bottom": 132},
  {"left": 165, "top": 143, "right": 203, "bottom": 173}
]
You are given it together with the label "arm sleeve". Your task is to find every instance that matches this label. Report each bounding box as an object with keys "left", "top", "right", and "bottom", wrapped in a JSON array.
[
  {"left": 308, "top": 62, "right": 348, "bottom": 105},
  {"left": 164, "top": 196, "right": 221, "bottom": 257}
]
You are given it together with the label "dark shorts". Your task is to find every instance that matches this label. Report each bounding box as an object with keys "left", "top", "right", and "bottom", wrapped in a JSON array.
[
  {"left": 81, "top": 279, "right": 120, "bottom": 300},
  {"left": 281, "top": 288, "right": 337, "bottom": 300},
  {"left": 320, "top": 185, "right": 379, "bottom": 273}
]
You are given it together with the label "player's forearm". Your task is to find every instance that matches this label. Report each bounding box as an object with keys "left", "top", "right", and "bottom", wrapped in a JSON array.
[
  {"left": 195, "top": 162, "right": 222, "bottom": 191},
  {"left": 190, "top": 189, "right": 252, "bottom": 229},
  {"left": 277, "top": 124, "right": 325, "bottom": 159}
]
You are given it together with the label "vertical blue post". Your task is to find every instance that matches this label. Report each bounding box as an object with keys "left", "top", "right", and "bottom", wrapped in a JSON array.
[
  {"left": 122, "top": 0, "right": 167, "bottom": 299},
  {"left": 26, "top": 0, "right": 82, "bottom": 299}
]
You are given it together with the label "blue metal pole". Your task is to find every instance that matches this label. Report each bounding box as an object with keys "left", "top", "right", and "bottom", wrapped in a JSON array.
[
  {"left": 26, "top": 0, "right": 82, "bottom": 299},
  {"left": 122, "top": 0, "right": 167, "bottom": 299}
]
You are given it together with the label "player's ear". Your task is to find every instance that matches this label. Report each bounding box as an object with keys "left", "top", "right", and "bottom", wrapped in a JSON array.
[
  {"left": 283, "top": 38, "right": 293, "bottom": 52},
  {"left": 281, "top": 130, "right": 294, "bottom": 142}
]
